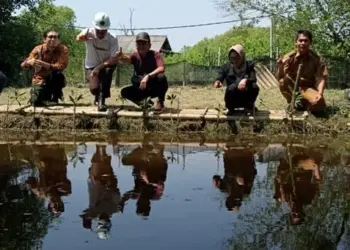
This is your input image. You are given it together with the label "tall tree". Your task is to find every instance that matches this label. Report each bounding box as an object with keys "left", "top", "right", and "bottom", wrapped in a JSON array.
[{"left": 216, "top": 0, "right": 350, "bottom": 56}]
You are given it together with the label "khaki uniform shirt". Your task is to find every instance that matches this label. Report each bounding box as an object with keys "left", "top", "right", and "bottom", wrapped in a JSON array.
[
  {"left": 22, "top": 44, "right": 69, "bottom": 85},
  {"left": 276, "top": 49, "right": 328, "bottom": 87}
]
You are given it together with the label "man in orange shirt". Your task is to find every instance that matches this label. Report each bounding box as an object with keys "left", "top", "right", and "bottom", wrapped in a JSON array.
[{"left": 21, "top": 29, "right": 69, "bottom": 106}]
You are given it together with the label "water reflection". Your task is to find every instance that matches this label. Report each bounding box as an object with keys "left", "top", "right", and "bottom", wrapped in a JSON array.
[
  {"left": 273, "top": 146, "right": 322, "bottom": 225},
  {"left": 80, "top": 145, "right": 121, "bottom": 240},
  {"left": 0, "top": 140, "right": 349, "bottom": 249},
  {"left": 213, "top": 147, "right": 257, "bottom": 212},
  {"left": 26, "top": 145, "right": 71, "bottom": 216},
  {"left": 120, "top": 141, "right": 168, "bottom": 217}
]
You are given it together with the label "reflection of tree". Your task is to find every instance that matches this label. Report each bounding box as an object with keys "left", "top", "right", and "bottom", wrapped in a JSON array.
[
  {"left": 0, "top": 145, "right": 53, "bottom": 250},
  {"left": 226, "top": 145, "right": 349, "bottom": 249}
]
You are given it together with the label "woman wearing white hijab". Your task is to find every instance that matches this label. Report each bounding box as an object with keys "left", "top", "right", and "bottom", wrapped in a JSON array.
[{"left": 214, "top": 44, "right": 259, "bottom": 115}]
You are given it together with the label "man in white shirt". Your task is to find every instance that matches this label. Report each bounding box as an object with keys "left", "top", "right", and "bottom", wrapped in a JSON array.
[{"left": 76, "top": 12, "right": 119, "bottom": 111}]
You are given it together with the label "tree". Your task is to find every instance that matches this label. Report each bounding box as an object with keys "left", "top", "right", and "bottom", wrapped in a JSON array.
[
  {"left": 119, "top": 8, "right": 135, "bottom": 35},
  {"left": 165, "top": 26, "right": 270, "bottom": 65},
  {"left": 1, "top": 1, "right": 85, "bottom": 85},
  {"left": 0, "top": 0, "right": 44, "bottom": 24},
  {"left": 216, "top": 0, "right": 350, "bottom": 56}
]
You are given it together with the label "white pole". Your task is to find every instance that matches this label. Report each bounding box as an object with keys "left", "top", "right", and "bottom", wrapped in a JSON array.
[
  {"left": 269, "top": 16, "right": 274, "bottom": 70},
  {"left": 218, "top": 47, "right": 221, "bottom": 66}
]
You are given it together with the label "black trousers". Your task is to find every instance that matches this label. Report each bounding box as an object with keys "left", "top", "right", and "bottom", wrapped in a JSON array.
[
  {"left": 225, "top": 83, "right": 259, "bottom": 110},
  {"left": 86, "top": 66, "right": 116, "bottom": 98},
  {"left": 30, "top": 70, "right": 66, "bottom": 105},
  {"left": 121, "top": 75, "right": 168, "bottom": 105},
  {"left": 0, "top": 71, "right": 7, "bottom": 94}
]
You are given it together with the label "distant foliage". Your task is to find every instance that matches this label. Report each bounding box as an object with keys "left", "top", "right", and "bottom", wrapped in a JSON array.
[{"left": 165, "top": 26, "right": 271, "bottom": 65}]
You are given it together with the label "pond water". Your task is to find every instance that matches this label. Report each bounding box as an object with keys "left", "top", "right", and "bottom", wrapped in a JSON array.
[{"left": 0, "top": 138, "right": 350, "bottom": 250}]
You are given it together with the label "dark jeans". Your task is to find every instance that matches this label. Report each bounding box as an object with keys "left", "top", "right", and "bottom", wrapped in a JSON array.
[
  {"left": 86, "top": 66, "right": 116, "bottom": 98},
  {"left": 121, "top": 75, "right": 168, "bottom": 105},
  {"left": 0, "top": 71, "right": 7, "bottom": 94},
  {"left": 225, "top": 83, "right": 259, "bottom": 111},
  {"left": 30, "top": 70, "right": 66, "bottom": 105}
]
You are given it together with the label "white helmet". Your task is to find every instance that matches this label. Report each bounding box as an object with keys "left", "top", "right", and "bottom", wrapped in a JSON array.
[{"left": 93, "top": 12, "right": 111, "bottom": 30}]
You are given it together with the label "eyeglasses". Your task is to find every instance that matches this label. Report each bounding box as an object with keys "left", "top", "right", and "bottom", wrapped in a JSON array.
[
  {"left": 47, "top": 35, "right": 58, "bottom": 39},
  {"left": 136, "top": 41, "right": 148, "bottom": 45}
]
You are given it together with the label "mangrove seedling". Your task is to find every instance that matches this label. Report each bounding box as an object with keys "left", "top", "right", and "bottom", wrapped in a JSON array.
[{"left": 69, "top": 89, "right": 83, "bottom": 130}]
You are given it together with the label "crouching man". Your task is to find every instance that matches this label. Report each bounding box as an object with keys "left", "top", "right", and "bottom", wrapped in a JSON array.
[
  {"left": 76, "top": 12, "right": 119, "bottom": 111},
  {"left": 276, "top": 30, "right": 327, "bottom": 115},
  {"left": 21, "top": 29, "right": 68, "bottom": 106},
  {"left": 117, "top": 32, "right": 168, "bottom": 114}
]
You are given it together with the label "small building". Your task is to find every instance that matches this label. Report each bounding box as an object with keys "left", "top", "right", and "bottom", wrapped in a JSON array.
[{"left": 116, "top": 35, "right": 173, "bottom": 55}]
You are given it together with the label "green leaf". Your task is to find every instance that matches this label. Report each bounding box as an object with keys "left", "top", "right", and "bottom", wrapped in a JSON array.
[{"left": 69, "top": 95, "right": 75, "bottom": 104}]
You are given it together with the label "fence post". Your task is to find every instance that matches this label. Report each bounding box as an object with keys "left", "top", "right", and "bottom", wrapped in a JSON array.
[
  {"left": 82, "top": 59, "right": 86, "bottom": 84},
  {"left": 115, "top": 67, "right": 120, "bottom": 87},
  {"left": 182, "top": 61, "right": 186, "bottom": 87}
]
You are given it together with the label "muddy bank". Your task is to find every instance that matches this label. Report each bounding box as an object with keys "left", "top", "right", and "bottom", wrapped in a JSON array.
[{"left": 0, "top": 113, "right": 348, "bottom": 135}]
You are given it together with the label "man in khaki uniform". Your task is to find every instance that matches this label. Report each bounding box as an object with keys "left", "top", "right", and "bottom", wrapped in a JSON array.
[{"left": 276, "top": 30, "right": 327, "bottom": 114}]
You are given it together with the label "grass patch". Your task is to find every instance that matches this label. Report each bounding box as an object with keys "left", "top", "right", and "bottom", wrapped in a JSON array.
[{"left": 0, "top": 85, "right": 348, "bottom": 134}]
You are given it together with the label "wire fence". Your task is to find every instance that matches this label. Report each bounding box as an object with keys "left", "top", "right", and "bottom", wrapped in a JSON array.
[{"left": 21, "top": 55, "right": 350, "bottom": 89}]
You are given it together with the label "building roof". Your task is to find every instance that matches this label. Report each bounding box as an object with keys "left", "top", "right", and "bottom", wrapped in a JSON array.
[{"left": 116, "top": 35, "right": 172, "bottom": 53}]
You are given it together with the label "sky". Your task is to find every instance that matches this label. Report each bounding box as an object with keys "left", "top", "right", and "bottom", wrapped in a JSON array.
[{"left": 54, "top": 0, "right": 270, "bottom": 51}]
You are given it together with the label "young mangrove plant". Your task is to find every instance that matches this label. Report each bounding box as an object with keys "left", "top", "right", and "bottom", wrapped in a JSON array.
[{"left": 69, "top": 89, "right": 83, "bottom": 130}]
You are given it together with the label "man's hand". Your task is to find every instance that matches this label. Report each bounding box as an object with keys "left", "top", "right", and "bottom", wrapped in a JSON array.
[
  {"left": 214, "top": 80, "right": 222, "bottom": 88},
  {"left": 140, "top": 75, "right": 149, "bottom": 89},
  {"left": 116, "top": 47, "right": 123, "bottom": 58},
  {"left": 314, "top": 92, "right": 323, "bottom": 103},
  {"left": 76, "top": 33, "right": 87, "bottom": 41},
  {"left": 33, "top": 60, "right": 50, "bottom": 69},
  {"left": 90, "top": 67, "right": 100, "bottom": 78},
  {"left": 237, "top": 79, "right": 247, "bottom": 90},
  {"left": 25, "top": 58, "right": 36, "bottom": 67},
  {"left": 76, "top": 30, "right": 90, "bottom": 41}
]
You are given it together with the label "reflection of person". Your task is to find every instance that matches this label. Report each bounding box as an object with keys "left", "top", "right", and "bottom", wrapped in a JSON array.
[
  {"left": 212, "top": 148, "right": 257, "bottom": 211},
  {"left": 80, "top": 145, "right": 121, "bottom": 240},
  {"left": 25, "top": 145, "right": 71, "bottom": 216},
  {"left": 120, "top": 142, "right": 168, "bottom": 217},
  {"left": 273, "top": 146, "right": 322, "bottom": 225}
]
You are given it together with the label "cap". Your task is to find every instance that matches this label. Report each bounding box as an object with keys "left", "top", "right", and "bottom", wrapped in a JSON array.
[
  {"left": 136, "top": 32, "right": 150, "bottom": 42},
  {"left": 93, "top": 12, "right": 111, "bottom": 30}
]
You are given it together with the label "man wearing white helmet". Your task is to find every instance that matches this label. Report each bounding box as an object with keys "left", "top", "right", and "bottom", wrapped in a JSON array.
[{"left": 76, "top": 12, "right": 119, "bottom": 111}]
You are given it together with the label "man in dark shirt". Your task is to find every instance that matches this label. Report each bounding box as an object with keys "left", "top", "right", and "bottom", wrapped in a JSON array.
[{"left": 117, "top": 32, "right": 168, "bottom": 113}]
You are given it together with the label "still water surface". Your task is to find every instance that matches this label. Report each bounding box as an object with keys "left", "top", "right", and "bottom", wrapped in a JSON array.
[{"left": 0, "top": 140, "right": 350, "bottom": 250}]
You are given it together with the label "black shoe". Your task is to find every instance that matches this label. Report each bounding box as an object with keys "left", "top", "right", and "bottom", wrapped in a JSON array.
[
  {"left": 98, "top": 96, "right": 107, "bottom": 112},
  {"left": 51, "top": 96, "right": 59, "bottom": 104},
  {"left": 94, "top": 95, "right": 98, "bottom": 106},
  {"left": 135, "top": 99, "right": 154, "bottom": 109}
]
